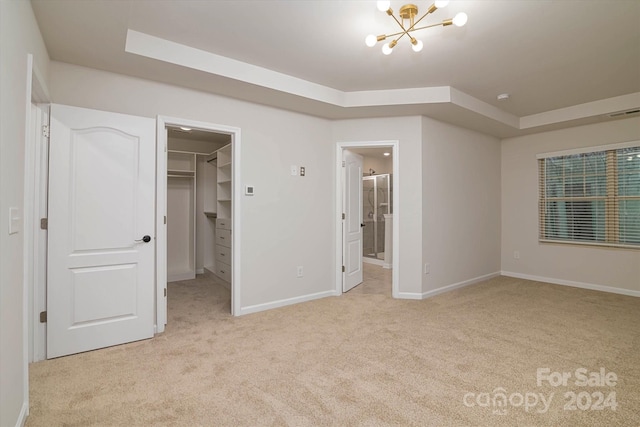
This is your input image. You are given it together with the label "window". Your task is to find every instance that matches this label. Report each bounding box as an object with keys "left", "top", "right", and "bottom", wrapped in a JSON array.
[{"left": 538, "top": 142, "right": 640, "bottom": 248}]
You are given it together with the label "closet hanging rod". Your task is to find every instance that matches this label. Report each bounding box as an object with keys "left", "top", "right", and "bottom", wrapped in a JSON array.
[{"left": 207, "top": 156, "right": 217, "bottom": 163}]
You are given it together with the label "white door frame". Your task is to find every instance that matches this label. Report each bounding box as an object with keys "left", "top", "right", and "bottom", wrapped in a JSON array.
[
  {"left": 335, "top": 141, "right": 399, "bottom": 297},
  {"left": 156, "top": 116, "right": 241, "bottom": 327},
  {"left": 26, "top": 102, "right": 49, "bottom": 362},
  {"left": 26, "top": 54, "right": 51, "bottom": 363}
]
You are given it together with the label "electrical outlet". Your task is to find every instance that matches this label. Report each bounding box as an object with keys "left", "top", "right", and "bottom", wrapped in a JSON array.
[
  {"left": 297, "top": 266, "right": 304, "bottom": 278},
  {"left": 424, "top": 263, "right": 430, "bottom": 274},
  {"left": 300, "top": 166, "right": 306, "bottom": 176},
  {"left": 514, "top": 251, "right": 520, "bottom": 259}
]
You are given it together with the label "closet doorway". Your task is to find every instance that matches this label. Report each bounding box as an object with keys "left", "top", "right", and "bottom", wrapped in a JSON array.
[
  {"left": 166, "top": 127, "right": 229, "bottom": 282},
  {"left": 156, "top": 117, "right": 241, "bottom": 331}
]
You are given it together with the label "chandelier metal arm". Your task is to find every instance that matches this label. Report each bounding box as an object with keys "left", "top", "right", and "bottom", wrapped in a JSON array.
[
  {"left": 407, "top": 21, "right": 448, "bottom": 33},
  {"left": 389, "top": 12, "right": 412, "bottom": 44},
  {"left": 405, "top": 6, "right": 436, "bottom": 33},
  {"left": 381, "top": 19, "right": 448, "bottom": 42},
  {"left": 383, "top": 20, "right": 445, "bottom": 40}
]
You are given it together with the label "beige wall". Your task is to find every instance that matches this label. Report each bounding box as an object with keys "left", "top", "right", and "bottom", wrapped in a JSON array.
[
  {"left": 0, "top": 1, "right": 50, "bottom": 425},
  {"left": 50, "top": 61, "right": 336, "bottom": 309},
  {"left": 501, "top": 117, "right": 640, "bottom": 293},
  {"left": 422, "top": 117, "right": 502, "bottom": 293}
]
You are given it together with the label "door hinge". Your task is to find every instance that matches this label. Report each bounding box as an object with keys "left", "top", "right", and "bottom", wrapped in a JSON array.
[
  {"left": 42, "top": 125, "right": 50, "bottom": 138},
  {"left": 164, "top": 288, "right": 167, "bottom": 297},
  {"left": 342, "top": 265, "right": 345, "bottom": 273},
  {"left": 164, "top": 215, "right": 167, "bottom": 225},
  {"left": 39, "top": 311, "right": 47, "bottom": 323},
  {"left": 40, "top": 218, "right": 48, "bottom": 229},
  {"left": 342, "top": 213, "right": 345, "bottom": 220},
  {"left": 342, "top": 160, "right": 346, "bottom": 167}
]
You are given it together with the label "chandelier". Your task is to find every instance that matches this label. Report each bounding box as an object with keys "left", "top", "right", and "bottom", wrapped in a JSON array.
[{"left": 365, "top": 1, "right": 468, "bottom": 54}]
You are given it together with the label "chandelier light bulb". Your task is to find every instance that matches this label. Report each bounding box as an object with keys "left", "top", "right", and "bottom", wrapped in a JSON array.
[
  {"left": 434, "top": 0, "right": 449, "bottom": 8},
  {"left": 382, "top": 43, "right": 394, "bottom": 55},
  {"left": 412, "top": 39, "right": 424, "bottom": 52},
  {"left": 453, "top": 12, "right": 468, "bottom": 27},
  {"left": 377, "top": 0, "right": 391, "bottom": 12},
  {"left": 365, "top": 34, "right": 378, "bottom": 47}
]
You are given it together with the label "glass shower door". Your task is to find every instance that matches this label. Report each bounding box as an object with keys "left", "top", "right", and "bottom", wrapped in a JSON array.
[
  {"left": 363, "top": 174, "right": 391, "bottom": 261},
  {"left": 363, "top": 177, "right": 376, "bottom": 258}
]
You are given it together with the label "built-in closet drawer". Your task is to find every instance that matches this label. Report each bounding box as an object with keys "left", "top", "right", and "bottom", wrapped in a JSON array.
[
  {"left": 215, "top": 244, "right": 231, "bottom": 263},
  {"left": 216, "top": 262, "right": 231, "bottom": 283},
  {"left": 215, "top": 229, "right": 231, "bottom": 248},
  {"left": 216, "top": 218, "right": 232, "bottom": 230}
]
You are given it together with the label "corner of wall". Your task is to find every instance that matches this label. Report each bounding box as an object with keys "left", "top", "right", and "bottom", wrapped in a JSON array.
[
  {"left": 421, "top": 116, "right": 502, "bottom": 295},
  {"left": 0, "top": 1, "right": 51, "bottom": 426}
]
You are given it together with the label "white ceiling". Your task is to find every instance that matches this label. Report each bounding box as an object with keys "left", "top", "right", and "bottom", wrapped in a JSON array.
[
  {"left": 31, "top": 0, "right": 640, "bottom": 137},
  {"left": 350, "top": 147, "right": 393, "bottom": 160},
  {"left": 168, "top": 127, "right": 231, "bottom": 145}
]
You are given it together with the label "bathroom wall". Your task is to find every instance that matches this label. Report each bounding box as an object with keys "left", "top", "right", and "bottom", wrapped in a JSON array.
[{"left": 362, "top": 155, "right": 392, "bottom": 176}]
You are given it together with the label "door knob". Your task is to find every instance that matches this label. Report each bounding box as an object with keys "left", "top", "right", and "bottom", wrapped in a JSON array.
[
  {"left": 361, "top": 223, "right": 366, "bottom": 227},
  {"left": 135, "top": 235, "right": 151, "bottom": 243}
]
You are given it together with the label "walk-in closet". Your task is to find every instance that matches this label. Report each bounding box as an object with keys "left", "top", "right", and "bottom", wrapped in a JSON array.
[{"left": 166, "top": 127, "right": 232, "bottom": 285}]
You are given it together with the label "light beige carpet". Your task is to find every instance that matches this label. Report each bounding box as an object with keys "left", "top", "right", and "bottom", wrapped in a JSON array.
[{"left": 27, "top": 270, "right": 640, "bottom": 426}]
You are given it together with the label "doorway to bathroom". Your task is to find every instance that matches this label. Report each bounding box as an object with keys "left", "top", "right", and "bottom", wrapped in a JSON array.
[{"left": 335, "top": 141, "right": 399, "bottom": 298}]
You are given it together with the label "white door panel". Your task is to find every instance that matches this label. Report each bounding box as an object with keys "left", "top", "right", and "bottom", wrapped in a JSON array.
[
  {"left": 47, "top": 104, "right": 155, "bottom": 358},
  {"left": 70, "top": 129, "right": 139, "bottom": 250},
  {"left": 343, "top": 150, "right": 363, "bottom": 292}
]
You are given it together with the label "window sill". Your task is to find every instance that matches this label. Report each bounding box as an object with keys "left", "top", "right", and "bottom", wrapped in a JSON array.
[{"left": 539, "top": 239, "right": 639, "bottom": 251}]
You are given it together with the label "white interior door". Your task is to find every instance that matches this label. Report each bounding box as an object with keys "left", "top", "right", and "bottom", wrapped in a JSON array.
[
  {"left": 343, "top": 149, "right": 364, "bottom": 292},
  {"left": 47, "top": 104, "right": 156, "bottom": 358}
]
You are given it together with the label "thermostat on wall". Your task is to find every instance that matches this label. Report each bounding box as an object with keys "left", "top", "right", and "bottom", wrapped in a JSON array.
[{"left": 245, "top": 185, "right": 255, "bottom": 196}]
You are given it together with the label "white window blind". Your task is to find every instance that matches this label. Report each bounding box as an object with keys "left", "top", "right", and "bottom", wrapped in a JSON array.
[{"left": 538, "top": 143, "right": 640, "bottom": 249}]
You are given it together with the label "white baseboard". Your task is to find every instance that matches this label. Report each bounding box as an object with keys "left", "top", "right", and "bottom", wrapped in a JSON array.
[
  {"left": 196, "top": 268, "right": 204, "bottom": 275},
  {"left": 16, "top": 401, "right": 28, "bottom": 427},
  {"left": 422, "top": 271, "right": 502, "bottom": 299},
  {"left": 363, "top": 257, "right": 384, "bottom": 266},
  {"left": 501, "top": 271, "right": 640, "bottom": 297},
  {"left": 239, "top": 290, "right": 338, "bottom": 316},
  {"left": 395, "top": 271, "right": 501, "bottom": 300},
  {"left": 167, "top": 271, "right": 196, "bottom": 282},
  {"left": 396, "top": 292, "right": 424, "bottom": 300}
]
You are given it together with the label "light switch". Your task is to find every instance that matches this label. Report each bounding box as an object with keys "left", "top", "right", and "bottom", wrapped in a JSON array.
[
  {"left": 9, "top": 207, "right": 21, "bottom": 235},
  {"left": 245, "top": 185, "right": 255, "bottom": 196}
]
